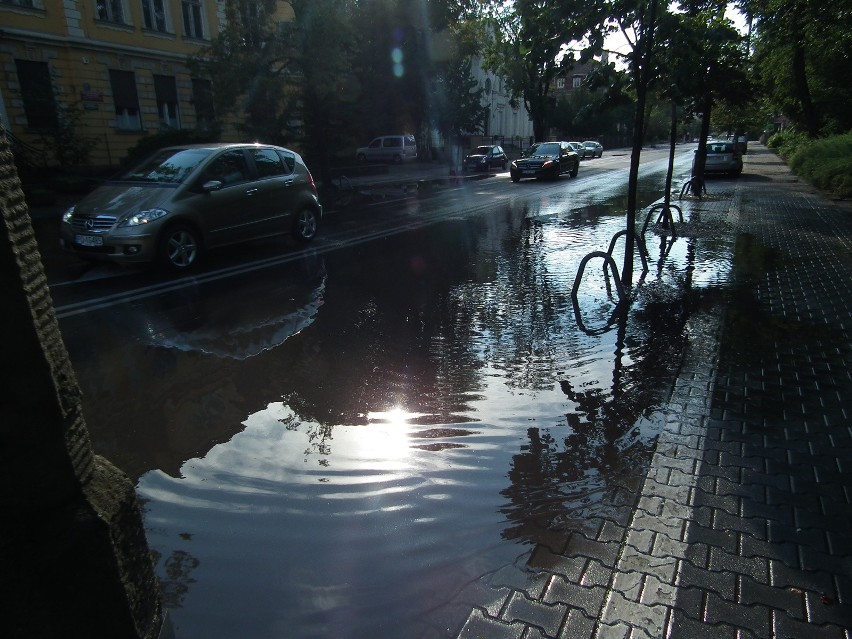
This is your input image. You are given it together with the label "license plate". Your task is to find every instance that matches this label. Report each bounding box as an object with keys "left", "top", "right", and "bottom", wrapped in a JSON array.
[
  {"left": 75, "top": 234, "right": 103, "bottom": 247},
  {"left": 522, "top": 170, "right": 536, "bottom": 175}
]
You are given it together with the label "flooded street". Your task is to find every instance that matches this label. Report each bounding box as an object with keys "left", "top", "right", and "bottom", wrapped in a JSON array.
[{"left": 56, "top": 149, "right": 739, "bottom": 637}]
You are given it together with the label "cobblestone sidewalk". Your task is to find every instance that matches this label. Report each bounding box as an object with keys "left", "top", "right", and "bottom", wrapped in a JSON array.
[{"left": 449, "top": 146, "right": 852, "bottom": 639}]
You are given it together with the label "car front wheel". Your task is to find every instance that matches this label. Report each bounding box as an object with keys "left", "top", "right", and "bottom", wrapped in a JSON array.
[
  {"left": 293, "top": 208, "right": 319, "bottom": 243},
  {"left": 160, "top": 224, "right": 200, "bottom": 270},
  {"left": 570, "top": 161, "right": 578, "bottom": 178}
]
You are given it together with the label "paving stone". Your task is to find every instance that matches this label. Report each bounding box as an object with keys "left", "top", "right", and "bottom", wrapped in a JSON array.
[
  {"left": 677, "top": 558, "right": 736, "bottom": 599},
  {"left": 528, "top": 546, "right": 587, "bottom": 580},
  {"left": 772, "top": 611, "right": 849, "bottom": 639},
  {"left": 487, "top": 564, "right": 550, "bottom": 599},
  {"left": 713, "top": 508, "right": 769, "bottom": 540},
  {"left": 738, "top": 574, "right": 806, "bottom": 618},
  {"left": 704, "top": 589, "right": 773, "bottom": 635},
  {"left": 457, "top": 609, "right": 525, "bottom": 639},
  {"left": 555, "top": 608, "right": 597, "bottom": 639},
  {"left": 666, "top": 608, "right": 739, "bottom": 639},
  {"left": 803, "top": 590, "right": 852, "bottom": 627},
  {"left": 767, "top": 520, "right": 828, "bottom": 552},
  {"left": 739, "top": 534, "right": 799, "bottom": 567},
  {"left": 683, "top": 520, "right": 738, "bottom": 553},
  {"left": 502, "top": 591, "right": 568, "bottom": 637},
  {"left": 580, "top": 559, "right": 612, "bottom": 589},
  {"left": 562, "top": 533, "right": 620, "bottom": 568},
  {"left": 709, "top": 544, "right": 771, "bottom": 583},
  {"left": 542, "top": 574, "right": 606, "bottom": 618}
]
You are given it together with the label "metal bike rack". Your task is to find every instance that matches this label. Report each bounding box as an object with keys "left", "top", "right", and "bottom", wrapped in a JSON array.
[
  {"left": 641, "top": 202, "right": 684, "bottom": 240},
  {"left": 679, "top": 176, "right": 706, "bottom": 199},
  {"left": 572, "top": 250, "right": 626, "bottom": 301}
]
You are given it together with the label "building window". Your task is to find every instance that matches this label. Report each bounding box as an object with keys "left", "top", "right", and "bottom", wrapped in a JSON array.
[
  {"left": 142, "top": 0, "right": 168, "bottom": 32},
  {"left": 96, "top": 0, "right": 126, "bottom": 24},
  {"left": 153, "top": 75, "right": 179, "bottom": 128},
  {"left": 109, "top": 69, "right": 142, "bottom": 130},
  {"left": 15, "top": 59, "right": 57, "bottom": 130},
  {"left": 181, "top": 0, "right": 204, "bottom": 39},
  {"left": 572, "top": 75, "right": 584, "bottom": 89},
  {"left": 191, "top": 78, "right": 215, "bottom": 130},
  {"left": 556, "top": 78, "right": 565, "bottom": 89},
  {"left": 2, "top": 1, "right": 36, "bottom": 8}
]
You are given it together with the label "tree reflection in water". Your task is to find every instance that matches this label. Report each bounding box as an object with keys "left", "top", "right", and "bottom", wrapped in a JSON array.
[{"left": 501, "top": 231, "right": 703, "bottom": 547}]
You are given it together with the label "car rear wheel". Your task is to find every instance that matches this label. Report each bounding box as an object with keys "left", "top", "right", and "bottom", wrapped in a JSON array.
[
  {"left": 570, "top": 162, "right": 578, "bottom": 178},
  {"left": 293, "top": 208, "right": 318, "bottom": 243},
  {"left": 511, "top": 173, "right": 520, "bottom": 183},
  {"left": 160, "top": 224, "right": 200, "bottom": 270},
  {"left": 357, "top": 153, "right": 366, "bottom": 163}
]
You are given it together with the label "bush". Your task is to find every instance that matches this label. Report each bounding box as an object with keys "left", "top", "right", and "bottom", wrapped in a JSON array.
[
  {"left": 767, "top": 129, "right": 808, "bottom": 160},
  {"left": 776, "top": 132, "right": 852, "bottom": 199}
]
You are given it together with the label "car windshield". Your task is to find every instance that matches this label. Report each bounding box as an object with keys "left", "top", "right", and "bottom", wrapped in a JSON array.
[
  {"left": 707, "top": 143, "right": 734, "bottom": 154},
  {"left": 524, "top": 143, "right": 559, "bottom": 157},
  {"left": 473, "top": 146, "right": 491, "bottom": 155},
  {"left": 120, "top": 148, "right": 213, "bottom": 184}
]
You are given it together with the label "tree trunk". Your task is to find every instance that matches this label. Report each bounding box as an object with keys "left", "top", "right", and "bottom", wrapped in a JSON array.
[
  {"left": 791, "top": 40, "right": 819, "bottom": 137},
  {"left": 691, "top": 90, "right": 712, "bottom": 197},
  {"left": 664, "top": 101, "right": 677, "bottom": 212},
  {"left": 0, "top": 123, "right": 165, "bottom": 639},
  {"left": 623, "top": 0, "right": 659, "bottom": 288}
]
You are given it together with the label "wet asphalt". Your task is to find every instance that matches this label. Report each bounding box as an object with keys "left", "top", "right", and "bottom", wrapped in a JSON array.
[
  {"left": 24, "top": 146, "right": 852, "bottom": 637},
  {"left": 449, "top": 145, "right": 852, "bottom": 639}
]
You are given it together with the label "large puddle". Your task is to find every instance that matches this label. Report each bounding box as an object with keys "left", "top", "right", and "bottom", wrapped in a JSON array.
[{"left": 64, "top": 164, "right": 739, "bottom": 637}]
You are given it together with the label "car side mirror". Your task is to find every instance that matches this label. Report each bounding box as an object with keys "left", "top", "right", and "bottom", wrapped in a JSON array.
[{"left": 202, "top": 180, "right": 223, "bottom": 192}]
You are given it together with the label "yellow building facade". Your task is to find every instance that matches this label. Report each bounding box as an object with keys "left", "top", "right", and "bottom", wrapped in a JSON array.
[{"left": 0, "top": 0, "right": 293, "bottom": 168}]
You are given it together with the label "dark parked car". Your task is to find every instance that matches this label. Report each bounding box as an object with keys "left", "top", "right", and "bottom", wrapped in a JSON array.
[
  {"left": 583, "top": 140, "right": 603, "bottom": 158},
  {"left": 60, "top": 143, "right": 322, "bottom": 270},
  {"left": 694, "top": 141, "right": 743, "bottom": 176},
  {"left": 510, "top": 141, "right": 579, "bottom": 182},
  {"left": 463, "top": 145, "right": 508, "bottom": 172}
]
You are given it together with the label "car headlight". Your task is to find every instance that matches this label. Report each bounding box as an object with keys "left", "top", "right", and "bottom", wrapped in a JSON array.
[
  {"left": 542, "top": 160, "right": 554, "bottom": 168},
  {"left": 62, "top": 206, "right": 75, "bottom": 224},
  {"left": 511, "top": 160, "right": 518, "bottom": 168},
  {"left": 119, "top": 208, "right": 170, "bottom": 227}
]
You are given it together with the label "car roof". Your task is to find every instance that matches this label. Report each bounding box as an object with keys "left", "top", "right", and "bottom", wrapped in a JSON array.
[{"left": 159, "top": 142, "right": 283, "bottom": 151}]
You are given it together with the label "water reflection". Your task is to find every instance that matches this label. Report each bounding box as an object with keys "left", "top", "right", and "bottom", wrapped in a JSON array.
[{"left": 67, "top": 153, "right": 744, "bottom": 637}]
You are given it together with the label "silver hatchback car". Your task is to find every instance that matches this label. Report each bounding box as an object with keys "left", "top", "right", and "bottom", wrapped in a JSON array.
[{"left": 59, "top": 143, "right": 322, "bottom": 270}]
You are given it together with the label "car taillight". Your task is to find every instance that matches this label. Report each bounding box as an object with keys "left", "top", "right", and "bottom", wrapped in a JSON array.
[{"left": 307, "top": 171, "right": 318, "bottom": 195}]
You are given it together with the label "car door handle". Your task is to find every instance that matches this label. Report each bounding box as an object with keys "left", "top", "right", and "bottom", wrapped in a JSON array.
[{"left": 246, "top": 188, "right": 259, "bottom": 196}]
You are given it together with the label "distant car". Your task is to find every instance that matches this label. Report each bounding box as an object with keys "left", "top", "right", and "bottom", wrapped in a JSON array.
[
  {"left": 463, "top": 145, "right": 508, "bottom": 172},
  {"left": 694, "top": 141, "right": 743, "bottom": 176},
  {"left": 59, "top": 143, "right": 322, "bottom": 270},
  {"left": 356, "top": 134, "right": 418, "bottom": 164},
  {"left": 510, "top": 141, "right": 579, "bottom": 182},
  {"left": 567, "top": 141, "right": 588, "bottom": 159},
  {"left": 583, "top": 140, "right": 603, "bottom": 158}
]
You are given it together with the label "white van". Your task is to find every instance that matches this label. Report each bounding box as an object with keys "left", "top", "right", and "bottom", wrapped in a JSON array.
[{"left": 356, "top": 134, "right": 417, "bottom": 164}]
